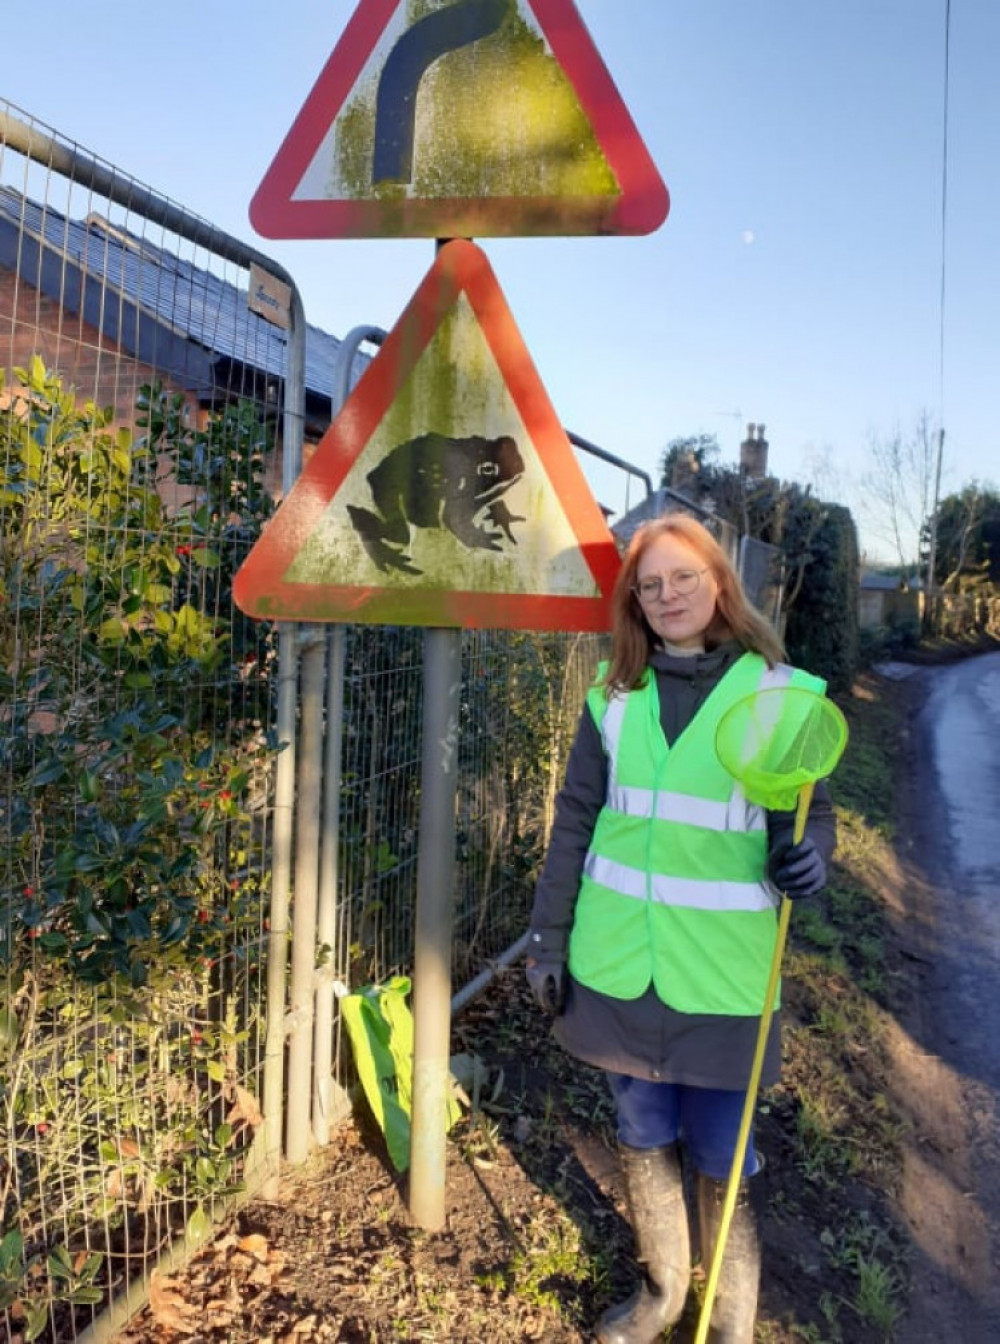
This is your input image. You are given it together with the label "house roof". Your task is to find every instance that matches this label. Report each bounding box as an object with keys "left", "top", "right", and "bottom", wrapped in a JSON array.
[
  {"left": 0, "top": 186, "right": 365, "bottom": 407},
  {"left": 860, "top": 570, "right": 923, "bottom": 591}
]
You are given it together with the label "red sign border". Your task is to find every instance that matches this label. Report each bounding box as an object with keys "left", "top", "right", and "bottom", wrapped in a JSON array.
[
  {"left": 249, "top": 0, "right": 668, "bottom": 239},
  {"left": 233, "top": 239, "right": 622, "bottom": 630}
]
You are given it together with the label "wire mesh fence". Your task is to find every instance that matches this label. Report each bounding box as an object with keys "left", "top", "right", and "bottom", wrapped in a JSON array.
[
  {"left": 0, "top": 101, "right": 284, "bottom": 1341},
  {"left": 332, "top": 626, "right": 604, "bottom": 995},
  {"left": 739, "top": 535, "right": 785, "bottom": 628},
  {"left": 0, "top": 100, "right": 613, "bottom": 1340}
]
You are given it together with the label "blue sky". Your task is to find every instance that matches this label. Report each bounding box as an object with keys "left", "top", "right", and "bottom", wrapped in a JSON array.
[{"left": 4, "top": 1, "right": 995, "bottom": 559}]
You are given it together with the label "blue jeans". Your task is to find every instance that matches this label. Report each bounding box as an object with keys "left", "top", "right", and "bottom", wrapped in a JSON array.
[{"left": 608, "top": 1073, "right": 761, "bottom": 1180}]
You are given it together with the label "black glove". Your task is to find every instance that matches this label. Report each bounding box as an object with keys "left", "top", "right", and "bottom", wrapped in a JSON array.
[
  {"left": 769, "top": 837, "right": 827, "bottom": 899},
  {"left": 525, "top": 960, "right": 567, "bottom": 1015}
]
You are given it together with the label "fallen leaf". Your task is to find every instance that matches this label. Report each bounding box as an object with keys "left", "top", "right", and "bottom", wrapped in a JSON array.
[
  {"left": 205, "top": 1296, "right": 239, "bottom": 1324},
  {"left": 226, "top": 1084, "right": 263, "bottom": 1128},
  {"left": 148, "top": 1268, "right": 198, "bottom": 1334},
  {"left": 237, "top": 1232, "right": 269, "bottom": 1261}
]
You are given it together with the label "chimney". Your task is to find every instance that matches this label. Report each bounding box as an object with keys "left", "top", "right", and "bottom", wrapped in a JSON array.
[{"left": 740, "top": 421, "right": 769, "bottom": 479}]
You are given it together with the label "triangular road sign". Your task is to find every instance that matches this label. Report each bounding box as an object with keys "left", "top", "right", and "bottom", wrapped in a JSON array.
[
  {"left": 233, "top": 239, "right": 621, "bottom": 630},
  {"left": 250, "top": 0, "right": 668, "bottom": 239}
]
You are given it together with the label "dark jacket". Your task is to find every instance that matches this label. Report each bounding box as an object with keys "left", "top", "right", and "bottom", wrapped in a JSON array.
[{"left": 528, "top": 642, "right": 838, "bottom": 1089}]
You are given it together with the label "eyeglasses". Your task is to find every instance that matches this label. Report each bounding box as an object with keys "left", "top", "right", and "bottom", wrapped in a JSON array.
[{"left": 632, "top": 568, "right": 709, "bottom": 603}]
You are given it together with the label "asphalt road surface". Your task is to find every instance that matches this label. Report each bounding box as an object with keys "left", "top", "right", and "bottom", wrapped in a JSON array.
[{"left": 895, "top": 651, "right": 1000, "bottom": 1341}]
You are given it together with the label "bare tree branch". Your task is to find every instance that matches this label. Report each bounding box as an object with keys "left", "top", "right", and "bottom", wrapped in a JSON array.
[{"left": 859, "top": 412, "right": 939, "bottom": 567}]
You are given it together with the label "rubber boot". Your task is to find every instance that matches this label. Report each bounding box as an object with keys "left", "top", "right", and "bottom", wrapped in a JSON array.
[
  {"left": 596, "top": 1142, "right": 691, "bottom": 1344},
  {"left": 695, "top": 1166, "right": 763, "bottom": 1344}
]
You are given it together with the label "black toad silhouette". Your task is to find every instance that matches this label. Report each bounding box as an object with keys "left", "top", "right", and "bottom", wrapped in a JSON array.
[{"left": 346, "top": 432, "right": 526, "bottom": 575}]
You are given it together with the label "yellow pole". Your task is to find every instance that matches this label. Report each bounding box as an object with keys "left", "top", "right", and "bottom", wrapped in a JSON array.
[{"left": 694, "top": 782, "right": 815, "bottom": 1343}]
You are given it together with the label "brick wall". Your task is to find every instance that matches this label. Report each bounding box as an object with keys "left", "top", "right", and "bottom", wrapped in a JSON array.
[
  {"left": 0, "top": 266, "right": 202, "bottom": 430},
  {"left": 0, "top": 266, "right": 296, "bottom": 502}
]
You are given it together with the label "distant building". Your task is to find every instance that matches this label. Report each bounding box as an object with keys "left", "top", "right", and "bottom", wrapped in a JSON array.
[{"left": 858, "top": 570, "right": 923, "bottom": 630}]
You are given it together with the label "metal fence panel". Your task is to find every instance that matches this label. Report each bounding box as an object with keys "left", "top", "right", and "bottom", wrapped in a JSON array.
[
  {"left": 1, "top": 102, "right": 282, "bottom": 1342},
  {"left": 324, "top": 623, "right": 606, "bottom": 1077},
  {"left": 739, "top": 534, "right": 785, "bottom": 627}
]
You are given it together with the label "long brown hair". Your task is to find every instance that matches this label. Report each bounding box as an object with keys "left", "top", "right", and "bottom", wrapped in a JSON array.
[{"left": 604, "top": 513, "right": 785, "bottom": 692}]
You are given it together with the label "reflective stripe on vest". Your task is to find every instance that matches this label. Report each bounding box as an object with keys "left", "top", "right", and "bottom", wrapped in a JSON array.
[
  {"left": 604, "top": 785, "right": 766, "bottom": 833},
  {"left": 598, "top": 661, "right": 793, "bottom": 840},
  {"left": 582, "top": 852, "right": 775, "bottom": 912}
]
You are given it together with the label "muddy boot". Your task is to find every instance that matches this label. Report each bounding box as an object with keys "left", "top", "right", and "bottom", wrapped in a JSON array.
[
  {"left": 596, "top": 1142, "right": 691, "bottom": 1344},
  {"left": 695, "top": 1166, "right": 763, "bottom": 1344}
]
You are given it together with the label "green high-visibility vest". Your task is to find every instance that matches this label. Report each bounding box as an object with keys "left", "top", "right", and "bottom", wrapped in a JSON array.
[{"left": 568, "top": 652, "right": 826, "bottom": 1016}]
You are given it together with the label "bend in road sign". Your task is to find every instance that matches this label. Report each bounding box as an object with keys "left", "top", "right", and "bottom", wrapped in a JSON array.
[
  {"left": 250, "top": 0, "right": 668, "bottom": 239},
  {"left": 233, "top": 239, "right": 621, "bottom": 630}
]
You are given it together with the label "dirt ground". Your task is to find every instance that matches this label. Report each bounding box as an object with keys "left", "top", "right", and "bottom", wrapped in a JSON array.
[
  {"left": 110, "top": 650, "right": 999, "bottom": 1344},
  {"left": 113, "top": 967, "right": 894, "bottom": 1344}
]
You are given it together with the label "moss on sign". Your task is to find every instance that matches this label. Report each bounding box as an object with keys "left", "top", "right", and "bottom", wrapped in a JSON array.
[{"left": 329, "top": 0, "right": 620, "bottom": 202}]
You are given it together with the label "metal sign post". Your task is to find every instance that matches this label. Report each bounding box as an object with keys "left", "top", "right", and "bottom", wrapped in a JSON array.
[{"left": 408, "top": 626, "right": 462, "bottom": 1229}]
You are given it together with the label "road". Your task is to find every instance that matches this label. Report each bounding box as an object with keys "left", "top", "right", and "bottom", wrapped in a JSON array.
[{"left": 893, "top": 651, "right": 1000, "bottom": 1342}]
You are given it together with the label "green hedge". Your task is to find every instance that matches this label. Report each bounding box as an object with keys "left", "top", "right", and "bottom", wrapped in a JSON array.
[{"left": 784, "top": 503, "right": 860, "bottom": 693}]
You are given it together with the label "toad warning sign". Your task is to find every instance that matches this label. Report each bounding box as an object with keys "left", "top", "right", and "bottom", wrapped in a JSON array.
[{"left": 233, "top": 239, "right": 621, "bottom": 630}]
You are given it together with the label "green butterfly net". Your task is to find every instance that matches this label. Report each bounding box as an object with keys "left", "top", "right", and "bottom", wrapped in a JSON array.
[{"left": 715, "top": 687, "right": 849, "bottom": 813}]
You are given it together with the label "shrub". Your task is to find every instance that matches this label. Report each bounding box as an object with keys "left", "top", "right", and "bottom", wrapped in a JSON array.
[{"left": 1, "top": 362, "right": 275, "bottom": 1336}]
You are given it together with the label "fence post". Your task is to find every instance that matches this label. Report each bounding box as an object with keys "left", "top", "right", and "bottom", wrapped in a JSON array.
[
  {"left": 313, "top": 326, "right": 386, "bottom": 1147},
  {"left": 286, "top": 630, "right": 325, "bottom": 1164}
]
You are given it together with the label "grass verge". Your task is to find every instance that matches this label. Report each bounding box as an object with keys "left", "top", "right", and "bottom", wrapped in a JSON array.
[{"left": 756, "top": 668, "right": 911, "bottom": 1340}]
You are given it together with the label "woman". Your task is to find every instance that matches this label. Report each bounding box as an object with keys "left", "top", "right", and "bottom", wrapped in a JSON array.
[{"left": 526, "top": 513, "right": 836, "bottom": 1344}]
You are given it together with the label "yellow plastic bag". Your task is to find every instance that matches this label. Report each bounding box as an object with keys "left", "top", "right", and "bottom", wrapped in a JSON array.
[{"left": 341, "top": 976, "right": 463, "bottom": 1172}]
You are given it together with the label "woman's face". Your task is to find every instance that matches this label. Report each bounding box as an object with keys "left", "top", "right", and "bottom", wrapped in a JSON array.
[{"left": 634, "top": 532, "right": 719, "bottom": 651}]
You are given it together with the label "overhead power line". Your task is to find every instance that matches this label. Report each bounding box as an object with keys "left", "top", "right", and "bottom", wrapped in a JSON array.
[{"left": 925, "top": 0, "right": 951, "bottom": 623}]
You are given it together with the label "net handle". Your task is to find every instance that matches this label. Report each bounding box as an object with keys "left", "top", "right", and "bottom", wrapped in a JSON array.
[
  {"left": 792, "top": 779, "right": 815, "bottom": 846},
  {"left": 695, "top": 779, "right": 816, "bottom": 1343}
]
